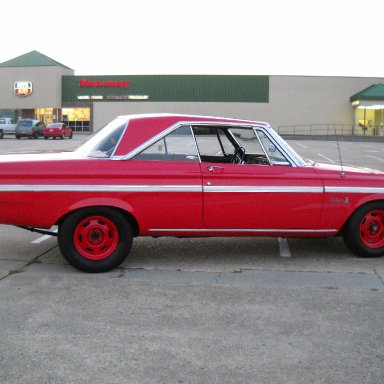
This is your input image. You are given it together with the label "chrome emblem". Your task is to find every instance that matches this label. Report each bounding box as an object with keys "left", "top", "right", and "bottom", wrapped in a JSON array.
[{"left": 14, "top": 81, "right": 33, "bottom": 97}]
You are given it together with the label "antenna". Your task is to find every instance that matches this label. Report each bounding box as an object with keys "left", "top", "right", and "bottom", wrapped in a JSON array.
[{"left": 334, "top": 125, "right": 345, "bottom": 178}]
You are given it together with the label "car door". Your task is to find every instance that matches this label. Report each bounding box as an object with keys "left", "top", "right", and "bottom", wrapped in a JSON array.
[
  {"left": 128, "top": 125, "right": 203, "bottom": 232},
  {"left": 194, "top": 125, "right": 324, "bottom": 231}
]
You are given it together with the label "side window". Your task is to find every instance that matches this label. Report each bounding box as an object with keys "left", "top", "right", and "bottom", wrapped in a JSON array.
[
  {"left": 194, "top": 127, "right": 225, "bottom": 156},
  {"left": 193, "top": 126, "right": 234, "bottom": 163},
  {"left": 133, "top": 125, "right": 198, "bottom": 162}
]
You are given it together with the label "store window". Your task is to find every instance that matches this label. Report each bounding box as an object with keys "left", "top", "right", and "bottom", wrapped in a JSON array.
[
  {"left": 35, "top": 108, "right": 60, "bottom": 125},
  {"left": 62, "top": 108, "right": 90, "bottom": 132},
  {"left": 355, "top": 105, "right": 384, "bottom": 136}
]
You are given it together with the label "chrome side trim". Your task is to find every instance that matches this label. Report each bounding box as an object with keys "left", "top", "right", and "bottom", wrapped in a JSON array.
[
  {"left": 148, "top": 228, "right": 338, "bottom": 233},
  {"left": 0, "top": 185, "right": 202, "bottom": 193},
  {"left": 3, "top": 184, "right": 382, "bottom": 195},
  {"left": 204, "top": 186, "right": 324, "bottom": 193},
  {"left": 325, "top": 186, "right": 384, "bottom": 194}
]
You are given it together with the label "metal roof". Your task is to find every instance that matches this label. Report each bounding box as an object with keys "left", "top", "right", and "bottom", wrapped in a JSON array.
[
  {"left": 0, "top": 50, "right": 72, "bottom": 70},
  {"left": 350, "top": 83, "right": 384, "bottom": 102}
]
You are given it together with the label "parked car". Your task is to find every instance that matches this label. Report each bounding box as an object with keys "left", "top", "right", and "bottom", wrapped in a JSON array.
[
  {"left": 0, "top": 113, "right": 384, "bottom": 272},
  {"left": 15, "top": 119, "right": 46, "bottom": 139},
  {"left": 43, "top": 123, "right": 73, "bottom": 139},
  {"left": 0, "top": 117, "right": 16, "bottom": 138}
]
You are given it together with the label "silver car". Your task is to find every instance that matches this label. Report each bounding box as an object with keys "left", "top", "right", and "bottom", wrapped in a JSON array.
[{"left": 15, "top": 119, "right": 46, "bottom": 139}]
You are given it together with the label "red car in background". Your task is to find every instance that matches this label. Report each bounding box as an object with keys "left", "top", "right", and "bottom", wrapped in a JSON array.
[
  {"left": 43, "top": 122, "right": 73, "bottom": 139},
  {"left": 0, "top": 113, "right": 383, "bottom": 273}
]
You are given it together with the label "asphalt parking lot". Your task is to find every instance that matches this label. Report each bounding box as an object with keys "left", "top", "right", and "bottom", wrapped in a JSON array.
[{"left": 0, "top": 135, "right": 383, "bottom": 384}]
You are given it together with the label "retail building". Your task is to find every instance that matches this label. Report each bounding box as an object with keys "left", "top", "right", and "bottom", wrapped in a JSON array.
[{"left": 1, "top": 50, "right": 383, "bottom": 135}]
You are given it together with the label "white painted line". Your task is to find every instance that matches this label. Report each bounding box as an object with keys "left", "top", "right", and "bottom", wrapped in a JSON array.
[
  {"left": 31, "top": 235, "right": 52, "bottom": 244},
  {"left": 330, "top": 143, "right": 349, "bottom": 150},
  {"left": 317, "top": 153, "right": 336, "bottom": 163},
  {"left": 366, "top": 154, "right": 384, "bottom": 162},
  {"left": 295, "top": 142, "right": 307, "bottom": 149},
  {"left": 31, "top": 228, "right": 58, "bottom": 244},
  {"left": 278, "top": 237, "right": 291, "bottom": 257}
]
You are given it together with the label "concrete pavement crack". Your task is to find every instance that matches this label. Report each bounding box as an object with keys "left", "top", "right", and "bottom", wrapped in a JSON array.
[
  {"left": 373, "top": 268, "right": 384, "bottom": 286},
  {"left": 0, "top": 244, "right": 58, "bottom": 282}
]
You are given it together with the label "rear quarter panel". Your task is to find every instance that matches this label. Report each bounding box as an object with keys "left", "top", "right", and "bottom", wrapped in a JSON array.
[{"left": 0, "top": 158, "right": 203, "bottom": 231}]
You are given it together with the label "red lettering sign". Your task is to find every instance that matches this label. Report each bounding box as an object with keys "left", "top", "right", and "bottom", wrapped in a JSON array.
[{"left": 79, "top": 79, "right": 129, "bottom": 89}]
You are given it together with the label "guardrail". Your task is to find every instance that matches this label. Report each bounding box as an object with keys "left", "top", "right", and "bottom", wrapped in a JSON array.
[{"left": 277, "top": 124, "right": 384, "bottom": 137}]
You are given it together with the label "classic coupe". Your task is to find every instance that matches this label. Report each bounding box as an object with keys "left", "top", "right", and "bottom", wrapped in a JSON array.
[{"left": 0, "top": 113, "right": 383, "bottom": 272}]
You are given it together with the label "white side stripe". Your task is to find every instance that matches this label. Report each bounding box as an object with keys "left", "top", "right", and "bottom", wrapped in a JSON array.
[
  {"left": 325, "top": 186, "right": 384, "bottom": 194},
  {"left": 0, "top": 185, "right": 202, "bottom": 193},
  {"left": 204, "top": 186, "right": 323, "bottom": 193},
  {"left": 0, "top": 184, "right": 383, "bottom": 194}
]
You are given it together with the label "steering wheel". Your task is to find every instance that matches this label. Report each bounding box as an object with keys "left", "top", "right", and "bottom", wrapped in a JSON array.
[{"left": 232, "top": 146, "right": 246, "bottom": 164}]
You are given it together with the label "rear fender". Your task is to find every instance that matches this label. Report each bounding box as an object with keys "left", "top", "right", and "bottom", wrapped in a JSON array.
[
  {"left": 59, "top": 198, "right": 139, "bottom": 236},
  {"left": 68, "top": 197, "right": 135, "bottom": 216}
]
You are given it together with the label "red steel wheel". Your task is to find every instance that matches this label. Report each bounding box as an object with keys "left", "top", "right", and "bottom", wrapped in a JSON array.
[
  {"left": 359, "top": 209, "right": 384, "bottom": 249},
  {"left": 343, "top": 202, "right": 384, "bottom": 258},
  {"left": 58, "top": 207, "right": 133, "bottom": 272},
  {"left": 73, "top": 215, "right": 119, "bottom": 261}
]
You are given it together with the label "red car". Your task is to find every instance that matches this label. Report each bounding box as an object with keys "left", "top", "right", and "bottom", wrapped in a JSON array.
[
  {"left": 43, "top": 122, "right": 73, "bottom": 139},
  {"left": 0, "top": 114, "right": 383, "bottom": 272}
]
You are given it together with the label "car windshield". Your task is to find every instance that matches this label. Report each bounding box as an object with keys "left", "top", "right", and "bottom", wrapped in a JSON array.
[{"left": 75, "top": 117, "right": 127, "bottom": 158}]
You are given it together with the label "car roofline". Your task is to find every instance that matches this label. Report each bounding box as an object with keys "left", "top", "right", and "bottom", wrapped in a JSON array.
[
  {"left": 117, "top": 113, "right": 270, "bottom": 128},
  {"left": 119, "top": 119, "right": 272, "bottom": 160}
]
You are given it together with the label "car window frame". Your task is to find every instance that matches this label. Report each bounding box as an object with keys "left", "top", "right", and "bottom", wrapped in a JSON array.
[
  {"left": 131, "top": 125, "right": 200, "bottom": 162},
  {"left": 121, "top": 121, "right": 303, "bottom": 167}
]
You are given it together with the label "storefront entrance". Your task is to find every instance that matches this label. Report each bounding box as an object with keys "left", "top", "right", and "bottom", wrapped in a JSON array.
[
  {"left": 354, "top": 104, "right": 384, "bottom": 136},
  {"left": 351, "top": 84, "right": 384, "bottom": 136}
]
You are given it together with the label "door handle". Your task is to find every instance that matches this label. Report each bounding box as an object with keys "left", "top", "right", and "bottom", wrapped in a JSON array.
[{"left": 208, "top": 165, "right": 224, "bottom": 173}]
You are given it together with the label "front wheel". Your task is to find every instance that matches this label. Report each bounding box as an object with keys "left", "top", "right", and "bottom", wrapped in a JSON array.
[
  {"left": 343, "top": 202, "right": 384, "bottom": 258},
  {"left": 58, "top": 207, "right": 133, "bottom": 272}
]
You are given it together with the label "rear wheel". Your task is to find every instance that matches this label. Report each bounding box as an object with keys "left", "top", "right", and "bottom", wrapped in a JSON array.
[
  {"left": 343, "top": 202, "right": 384, "bottom": 258},
  {"left": 58, "top": 207, "right": 133, "bottom": 272}
]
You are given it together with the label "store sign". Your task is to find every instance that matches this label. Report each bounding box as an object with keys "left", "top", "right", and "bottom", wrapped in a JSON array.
[
  {"left": 14, "top": 81, "right": 33, "bottom": 97},
  {"left": 79, "top": 79, "right": 130, "bottom": 89}
]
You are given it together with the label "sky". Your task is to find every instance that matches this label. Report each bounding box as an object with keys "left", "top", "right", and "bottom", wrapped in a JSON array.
[{"left": 2, "top": 0, "right": 383, "bottom": 78}]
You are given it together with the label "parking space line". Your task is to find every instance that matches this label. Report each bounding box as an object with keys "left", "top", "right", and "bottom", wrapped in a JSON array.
[
  {"left": 317, "top": 153, "right": 336, "bottom": 163},
  {"left": 278, "top": 237, "right": 291, "bottom": 257},
  {"left": 367, "top": 154, "right": 384, "bottom": 162},
  {"left": 31, "top": 235, "right": 53, "bottom": 244}
]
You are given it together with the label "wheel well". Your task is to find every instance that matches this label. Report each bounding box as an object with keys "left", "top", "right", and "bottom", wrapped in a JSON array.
[
  {"left": 341, "top": 199, "right": 384, "bottom": 233},
  {"left": 57, "top": 206, "right": 140, "bottom": 237}
]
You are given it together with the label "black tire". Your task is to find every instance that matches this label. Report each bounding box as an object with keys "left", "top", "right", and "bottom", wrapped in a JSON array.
[
  {"left": 0, "top": 130, "right": 3, "bottom": 139},
  {"left": 343, "top": 202, "right": 384, "bottom": 258},
  {"left": 58, "top": 207, "right": 133, "bottom": 272}
]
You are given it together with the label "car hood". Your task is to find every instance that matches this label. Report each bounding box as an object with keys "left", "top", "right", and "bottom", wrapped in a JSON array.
[{"left": 311, "top": 161, "right": 384, "bottom": 175}]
